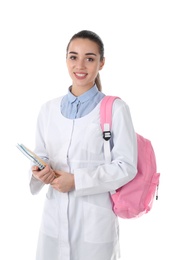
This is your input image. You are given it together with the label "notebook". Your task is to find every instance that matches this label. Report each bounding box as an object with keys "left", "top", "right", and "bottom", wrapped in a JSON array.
[{"left": 16, "top": 143, "right": 46, "bottom": 170}]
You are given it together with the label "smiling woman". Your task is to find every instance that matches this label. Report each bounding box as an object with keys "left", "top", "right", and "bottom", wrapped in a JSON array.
[
  {"left": 66, "top": 31, "right": 105, "bottom": 95},
  {"left": 1, "top": 0, "right": 187, "bottom": 258},
  {"left": 28, "top": 30, "right": 137, "bottom": 260},
  {"left": 66, "top": 37, "right": 104, "bottom": 96}
]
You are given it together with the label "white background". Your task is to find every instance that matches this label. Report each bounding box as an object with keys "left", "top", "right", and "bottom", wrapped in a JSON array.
[{"left": 0, "top": 0, "right": 188, "bottom": 259}]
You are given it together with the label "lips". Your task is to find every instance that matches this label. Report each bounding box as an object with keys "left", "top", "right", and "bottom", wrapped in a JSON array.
[{"left": 74, "top": 72, "right": 87, "bottom": 79}]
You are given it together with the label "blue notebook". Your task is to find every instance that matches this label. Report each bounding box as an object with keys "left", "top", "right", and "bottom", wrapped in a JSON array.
[{"left": 16, "top": 143, "right": 46, "bottom": 170}]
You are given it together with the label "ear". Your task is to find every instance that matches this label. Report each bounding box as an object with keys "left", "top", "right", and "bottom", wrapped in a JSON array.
[{"left": 99, "top": 57, "right": 105, "bottom": 70}]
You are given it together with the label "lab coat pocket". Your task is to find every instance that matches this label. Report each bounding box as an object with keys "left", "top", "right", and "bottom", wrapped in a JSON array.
[
  {"left": 40, "top": 194, "right": 59, "bottom": 238},
  {"left": 83, "top": 202, "right": 117, "bottom": 243}
]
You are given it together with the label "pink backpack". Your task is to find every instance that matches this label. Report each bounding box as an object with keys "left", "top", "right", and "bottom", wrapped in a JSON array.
[{"left": 100, "top": 96, "right": 160, "bottom": 219}]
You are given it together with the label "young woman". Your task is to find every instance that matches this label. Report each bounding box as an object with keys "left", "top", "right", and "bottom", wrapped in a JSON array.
[{"left": 30, "top": 30, "right": 137, "bottom": 260}]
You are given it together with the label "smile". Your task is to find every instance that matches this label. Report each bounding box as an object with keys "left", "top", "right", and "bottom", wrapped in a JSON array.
[{"left": 74, "top": 73, "right": 87, "bottom": 79}]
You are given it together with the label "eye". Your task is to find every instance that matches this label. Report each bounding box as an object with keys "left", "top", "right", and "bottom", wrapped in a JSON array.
[
  {"left": 87, "top": 57, "right": 94, "bottom": 62},
  {"left": 69, "top": 55, "right": 77, "bottom": 60}
]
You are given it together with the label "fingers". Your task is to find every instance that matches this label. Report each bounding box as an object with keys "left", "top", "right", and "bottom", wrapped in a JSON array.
[
  {"left": 32, "top": 164, "right": 55, "bottom": 184},
  {"left": 50, "top": 172, "right": 75, "bottom": 193},
  {"left": 43, "top": 172, "right": 55, "bottom": 184}
]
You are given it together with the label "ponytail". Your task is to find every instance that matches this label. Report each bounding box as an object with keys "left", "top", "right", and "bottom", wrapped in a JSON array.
[{"left": 95, "top": 73, "right": 102, "bottom": 91}]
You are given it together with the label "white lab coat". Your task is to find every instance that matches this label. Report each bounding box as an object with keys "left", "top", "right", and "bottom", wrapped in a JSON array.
[{"left": 29, "top": 96, "right": 137, "bottom": 260}]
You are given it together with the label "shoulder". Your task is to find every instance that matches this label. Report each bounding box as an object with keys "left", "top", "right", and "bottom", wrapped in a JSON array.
[
  {"left": 40, "top": 96, "right": 64, "bottom": 112},
  {"left": 37, "top": 96, "right": 65, "bottom": 120},
  {"left": 100, "top": 95, "right": 131, "bottom": 118},
  {"left": 43, "top": 96, "right": 64, "bottom": 107},
  {"left": 111, "top": 97, "right": 130, "bottom": 114},
  {"left": 110, "top": 97, "right": 133, "bottom": 126}
]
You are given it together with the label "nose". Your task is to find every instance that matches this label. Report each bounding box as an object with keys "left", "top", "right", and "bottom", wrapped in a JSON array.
[{"left": 76, "top": 59, "right": 85, "bottom": 69}]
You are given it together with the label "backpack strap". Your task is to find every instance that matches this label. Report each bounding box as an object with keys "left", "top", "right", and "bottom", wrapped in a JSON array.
[{"left": 100, "top": 96, "right": 120, "bottom": 163}]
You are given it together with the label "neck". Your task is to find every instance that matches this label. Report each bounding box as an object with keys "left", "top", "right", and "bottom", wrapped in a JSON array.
[{"left": 71, "top": 84, "right": 94, "bottom": 97}]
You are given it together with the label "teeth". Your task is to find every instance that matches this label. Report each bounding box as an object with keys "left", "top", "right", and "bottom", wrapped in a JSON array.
[{"left": 76, "top": 73, "right": 86, "bottom": 77}]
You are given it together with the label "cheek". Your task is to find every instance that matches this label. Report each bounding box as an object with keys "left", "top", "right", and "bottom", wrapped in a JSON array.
[
  {"left": 90, "top": 64, "right": 101, "bottom": 75},
  {"left": 66, "top": 62, "right": 74, "bottom": 75},
  {"left": 66, "top": 59, "right": 74, "bottom": 68}
]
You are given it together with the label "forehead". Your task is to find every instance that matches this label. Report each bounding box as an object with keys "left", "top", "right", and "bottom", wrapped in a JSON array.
[{"left": 68, "top": 38, "right": 100, "bottom": 54}]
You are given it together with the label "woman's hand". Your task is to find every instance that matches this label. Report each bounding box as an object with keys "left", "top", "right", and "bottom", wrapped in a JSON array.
[
  {"left": 32, "top": 164, "right": 55, "bottom": 184},
  {"left": 50, "top": 170, "right": 75, "bottom": 193}
]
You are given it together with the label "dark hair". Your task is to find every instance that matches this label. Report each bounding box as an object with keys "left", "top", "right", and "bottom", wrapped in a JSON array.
[{"left": 66, "top": 30, "right": 104, "bottom": 91}]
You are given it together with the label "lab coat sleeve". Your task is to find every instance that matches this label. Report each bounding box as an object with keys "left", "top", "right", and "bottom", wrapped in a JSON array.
[
  {"left": 28, "top": 104, "right": 48, "bottom": 195},
  {"left": 29, "top": 173, "right": 45, "bottom": 195},
  {"left": 74, "top": 99, "right": 138, "bottom": 196}
]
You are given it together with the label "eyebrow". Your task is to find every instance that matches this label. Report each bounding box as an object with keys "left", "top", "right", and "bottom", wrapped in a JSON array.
[{"left": 68, "top": 51, "right": 97, "bottom": 56}]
